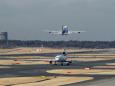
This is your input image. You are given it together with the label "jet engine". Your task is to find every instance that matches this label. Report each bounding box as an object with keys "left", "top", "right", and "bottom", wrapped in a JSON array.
[{"left": 49, "top": 61, "right": 52, "bottom": 64}]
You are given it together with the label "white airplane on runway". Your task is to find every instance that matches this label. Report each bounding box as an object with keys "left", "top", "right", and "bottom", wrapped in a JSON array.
[
  {"left": 42, "top": 25, "right": 85, "bottom": 35},
  {"left": 30, "top": 50, "right": 90, "bottom": 65},
  {"left": 33, "top": 52, "right": 71, "bottom": 65}
]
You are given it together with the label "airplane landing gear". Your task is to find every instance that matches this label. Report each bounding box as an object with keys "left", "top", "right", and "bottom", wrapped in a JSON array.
[
  {"left": 67, "top": 61, "right": 72, "bottom": 65},
  {"left": 67, "top": 63, "right": 70, "bottom": 65},
  {"left": 69, "top": 61, "right": 72, "bottom": 63},
  {"left": 54, "top": 62, "right": 57, "bottom": 65},
  {"left": 49, "top": 61, "right": 52, "bottom": 64},
  {"left": 61, "top": 62, "right": 63, "bottom": 65}
]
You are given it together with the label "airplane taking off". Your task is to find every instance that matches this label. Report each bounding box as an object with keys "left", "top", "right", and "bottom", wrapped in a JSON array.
[{"left": 42, "top": 25, "right": 85, "bottom": 35}]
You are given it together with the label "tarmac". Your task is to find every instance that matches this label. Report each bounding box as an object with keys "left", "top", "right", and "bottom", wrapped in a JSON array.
[
  {"left": 0, "top": 49, "right": 115, "bottom": 86},
  {"left": 68, "top": 77, "right": 115, "bottom": 86}
]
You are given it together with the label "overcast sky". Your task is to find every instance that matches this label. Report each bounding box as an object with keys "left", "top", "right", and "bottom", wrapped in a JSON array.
[{"left": 0, "top": 0, "right": 115, "bottom": 41}]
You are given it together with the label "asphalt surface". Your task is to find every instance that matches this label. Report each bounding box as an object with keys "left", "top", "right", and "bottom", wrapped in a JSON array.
[
  {"left": 0, "top": 50, "right": 115, "bottom": 86},
  {"left": 0, "top": 50, "right": 109, "bottom": 57},
  {"left": 86, "top": 77, "right": 115, "bottom": 86}
]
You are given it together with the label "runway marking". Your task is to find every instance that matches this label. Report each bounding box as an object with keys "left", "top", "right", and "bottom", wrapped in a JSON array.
[
  {"left": 67, "top": 72, "right": 71, "bottom": 74},
  {"left": 85, "top": 68, "right": 90, "bottom": 70},
  {"left": 16, "top": 63, "right": 20, "bottom": 65}
]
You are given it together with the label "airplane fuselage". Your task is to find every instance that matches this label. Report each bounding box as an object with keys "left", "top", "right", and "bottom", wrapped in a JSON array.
[
  {"left": 62, "top": 26, "right": 68, "bottom": 35},
  {"left": 55, "top": 55, "right": 67, "bottom": 62}
]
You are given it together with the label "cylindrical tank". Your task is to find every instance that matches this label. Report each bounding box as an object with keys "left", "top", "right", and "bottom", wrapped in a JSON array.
[{"left": 0, "top": 32, "right": 8, "bottom": 41}]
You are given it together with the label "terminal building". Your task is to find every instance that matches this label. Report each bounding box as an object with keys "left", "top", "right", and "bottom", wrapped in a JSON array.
[{"left": 0, "top": 32, "right": 8, "bottom": 41}]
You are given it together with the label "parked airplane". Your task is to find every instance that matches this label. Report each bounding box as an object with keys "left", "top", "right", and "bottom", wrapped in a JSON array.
[{"left": 42, "top": 25, "right": 85, "bottom": 35}]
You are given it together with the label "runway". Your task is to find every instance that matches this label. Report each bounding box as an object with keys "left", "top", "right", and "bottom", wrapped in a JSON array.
[
  {"left": 0, "top": 49, "right": 109, "bottom": 57},
  {"left": 0, "top": 59, "right": 115, "bottom": 86},
  {"left": 68, "top": 77, "right": 115, "bottom": 86},
  {"left": 0, "top": 48, "right": 115, "bottom": 86}
]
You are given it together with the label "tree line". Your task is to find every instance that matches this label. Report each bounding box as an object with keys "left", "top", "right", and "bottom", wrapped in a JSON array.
[{"left": 0, "top": 40, "right": 115, "bottom": 49}]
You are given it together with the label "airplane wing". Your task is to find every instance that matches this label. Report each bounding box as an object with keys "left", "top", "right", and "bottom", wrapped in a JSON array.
[
  {"left": 28, "top": 59, "right": 56, "bottom": 62},
  {"left": 68, "top": 31, "right": 86, "bottom": 34},
  {"left": 66, "top": 59, "right": 92, "bottom": 62},
  {"left": 42, "top": 30, "right": 62, "bottom": 34},
  {"left": 22, "top": 59, "right": 91, "bottom": 61},
  {"left": 17, "top": 58, "right": 91, "bottom": 62},
  {"left": 15, "top": 58, "right": 55, "bottom": 62}
]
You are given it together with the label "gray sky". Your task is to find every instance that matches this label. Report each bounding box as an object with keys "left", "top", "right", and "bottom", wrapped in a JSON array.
[{"left": 0, "top": 0, "right": 115, "bottom": 41}]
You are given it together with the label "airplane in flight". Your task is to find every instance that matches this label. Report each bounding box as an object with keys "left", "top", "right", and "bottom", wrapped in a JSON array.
[{"left": 42, "top": 25, "right": 85, "bottom": 35}]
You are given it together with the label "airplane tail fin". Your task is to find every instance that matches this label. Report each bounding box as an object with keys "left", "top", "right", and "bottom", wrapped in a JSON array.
[
  {"left": 62, "top": 25, "right": 63, "bottom": 31},
  {"left": 63, "top": 47, "right": 66, "bottom": 56}
]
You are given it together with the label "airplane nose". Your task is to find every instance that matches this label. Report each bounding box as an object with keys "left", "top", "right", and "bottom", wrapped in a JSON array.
[{"left": 55, "top": 58, "right": 59, "bottom": 61}]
